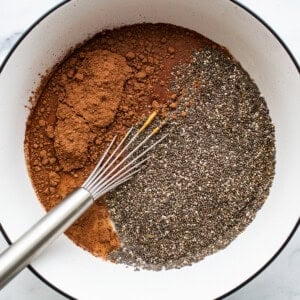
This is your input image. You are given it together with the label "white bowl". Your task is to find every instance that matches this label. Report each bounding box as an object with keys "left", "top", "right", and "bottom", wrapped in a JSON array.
[{"left": 0, "top": 0, "right": 299, "bottom": 299}]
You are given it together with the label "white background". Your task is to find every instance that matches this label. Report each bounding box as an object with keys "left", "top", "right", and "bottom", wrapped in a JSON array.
[{"left": 0, "top": 0, "right": 299, "bottom": 299}]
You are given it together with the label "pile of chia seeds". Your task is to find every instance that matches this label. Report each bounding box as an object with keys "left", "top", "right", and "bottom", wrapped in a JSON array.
[{"left": 106, "top": 48, "right": 275, "bottom": 270}]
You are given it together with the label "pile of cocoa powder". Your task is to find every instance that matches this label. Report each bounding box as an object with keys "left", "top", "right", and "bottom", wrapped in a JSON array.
[{"left": 25, "top": 24, "right": 217, "bottom": 258}]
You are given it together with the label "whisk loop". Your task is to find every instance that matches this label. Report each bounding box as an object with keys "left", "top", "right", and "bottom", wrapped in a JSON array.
[{"left": 83, "top": 111, "right": 167, "bottom": 199}]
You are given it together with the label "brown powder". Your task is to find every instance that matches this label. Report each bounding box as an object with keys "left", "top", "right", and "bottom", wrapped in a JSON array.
[
  {"left": 25, "top": 23, "right": 217, "bottom": 258},
  {"left": 54, "top": 50, "right": 132, "bottom": 171}
]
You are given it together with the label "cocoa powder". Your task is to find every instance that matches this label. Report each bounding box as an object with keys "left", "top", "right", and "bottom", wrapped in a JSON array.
[
  {"left": 54, "top": 50, "right": 132, "bottom": 171},
  {"left": 25, "top": 24, "right": 216, "bottom": 258}
]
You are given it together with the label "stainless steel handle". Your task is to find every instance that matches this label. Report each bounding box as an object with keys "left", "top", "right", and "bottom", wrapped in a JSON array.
[{"left": 0, "top": 187, "right": 93, "bottom": 289}]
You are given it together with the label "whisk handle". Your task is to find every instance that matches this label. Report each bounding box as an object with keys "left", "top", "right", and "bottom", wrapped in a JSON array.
[{"left": 0, "top": 187, "right": 93, "bottom": 289}]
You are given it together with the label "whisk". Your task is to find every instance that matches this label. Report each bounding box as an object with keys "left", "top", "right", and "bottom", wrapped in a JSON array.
[{"left": 0, "top": 111, "right": 166, "bottom": 289}]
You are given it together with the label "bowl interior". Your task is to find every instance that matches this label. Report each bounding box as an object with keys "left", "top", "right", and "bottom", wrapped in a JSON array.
[{"left": 0, "top": 0, "right": 299, "bottom": 299}]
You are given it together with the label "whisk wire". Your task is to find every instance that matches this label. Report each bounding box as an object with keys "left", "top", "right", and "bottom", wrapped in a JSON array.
[
  {"left": 87, "top": 112, "right": 158, "bottom": 191},
  {"left": 89, "top": 129, "right": 140, "bottom": 187},
  {"left": 84, "top": 127, "right": 134, "bottom": 189},
  {"left": 90, "top": 133, "right": 167, "bottom": 198},
  {"left": 90, "top": 156, "right": 150, "bottom": 197},
  {"left": 83, "top": 135, "right": 117, "bottom": 189},
  {"left": 94, "top": 168, "right": 142, "bottom": 199},
  {"left": 88, "top": 129, "right": 157, "bottom": 196},
  {"left": 83, "top": 111, "right": 166, "bottom": 200}
]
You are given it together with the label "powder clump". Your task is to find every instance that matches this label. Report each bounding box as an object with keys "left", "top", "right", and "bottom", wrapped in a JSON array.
[{"left": 54, "top": 50, "right": 132, "bottom": 171}]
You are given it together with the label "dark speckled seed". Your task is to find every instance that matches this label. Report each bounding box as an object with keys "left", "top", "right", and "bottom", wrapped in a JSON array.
[{"left": 106, "top": 48, "right": 275, "bottom": 270}]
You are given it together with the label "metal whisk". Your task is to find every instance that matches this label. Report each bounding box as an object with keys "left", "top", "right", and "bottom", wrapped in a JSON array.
[{"left": 0, "top": 111, "right": 165, "bottom": 289}]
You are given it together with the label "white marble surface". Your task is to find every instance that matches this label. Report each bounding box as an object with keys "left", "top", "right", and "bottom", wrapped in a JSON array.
[{"left": 0, "top": 0, "right": 299, "bottom": 299}]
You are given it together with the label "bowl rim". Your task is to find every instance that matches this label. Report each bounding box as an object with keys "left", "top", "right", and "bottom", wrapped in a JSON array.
[{"left": 0, "top": 0, "right": 299, "bottom": 299}]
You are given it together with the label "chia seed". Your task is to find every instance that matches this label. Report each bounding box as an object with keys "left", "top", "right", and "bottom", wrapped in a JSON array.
[{"left": 106, "top": 48, "right": 276, "bottom": 270}]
